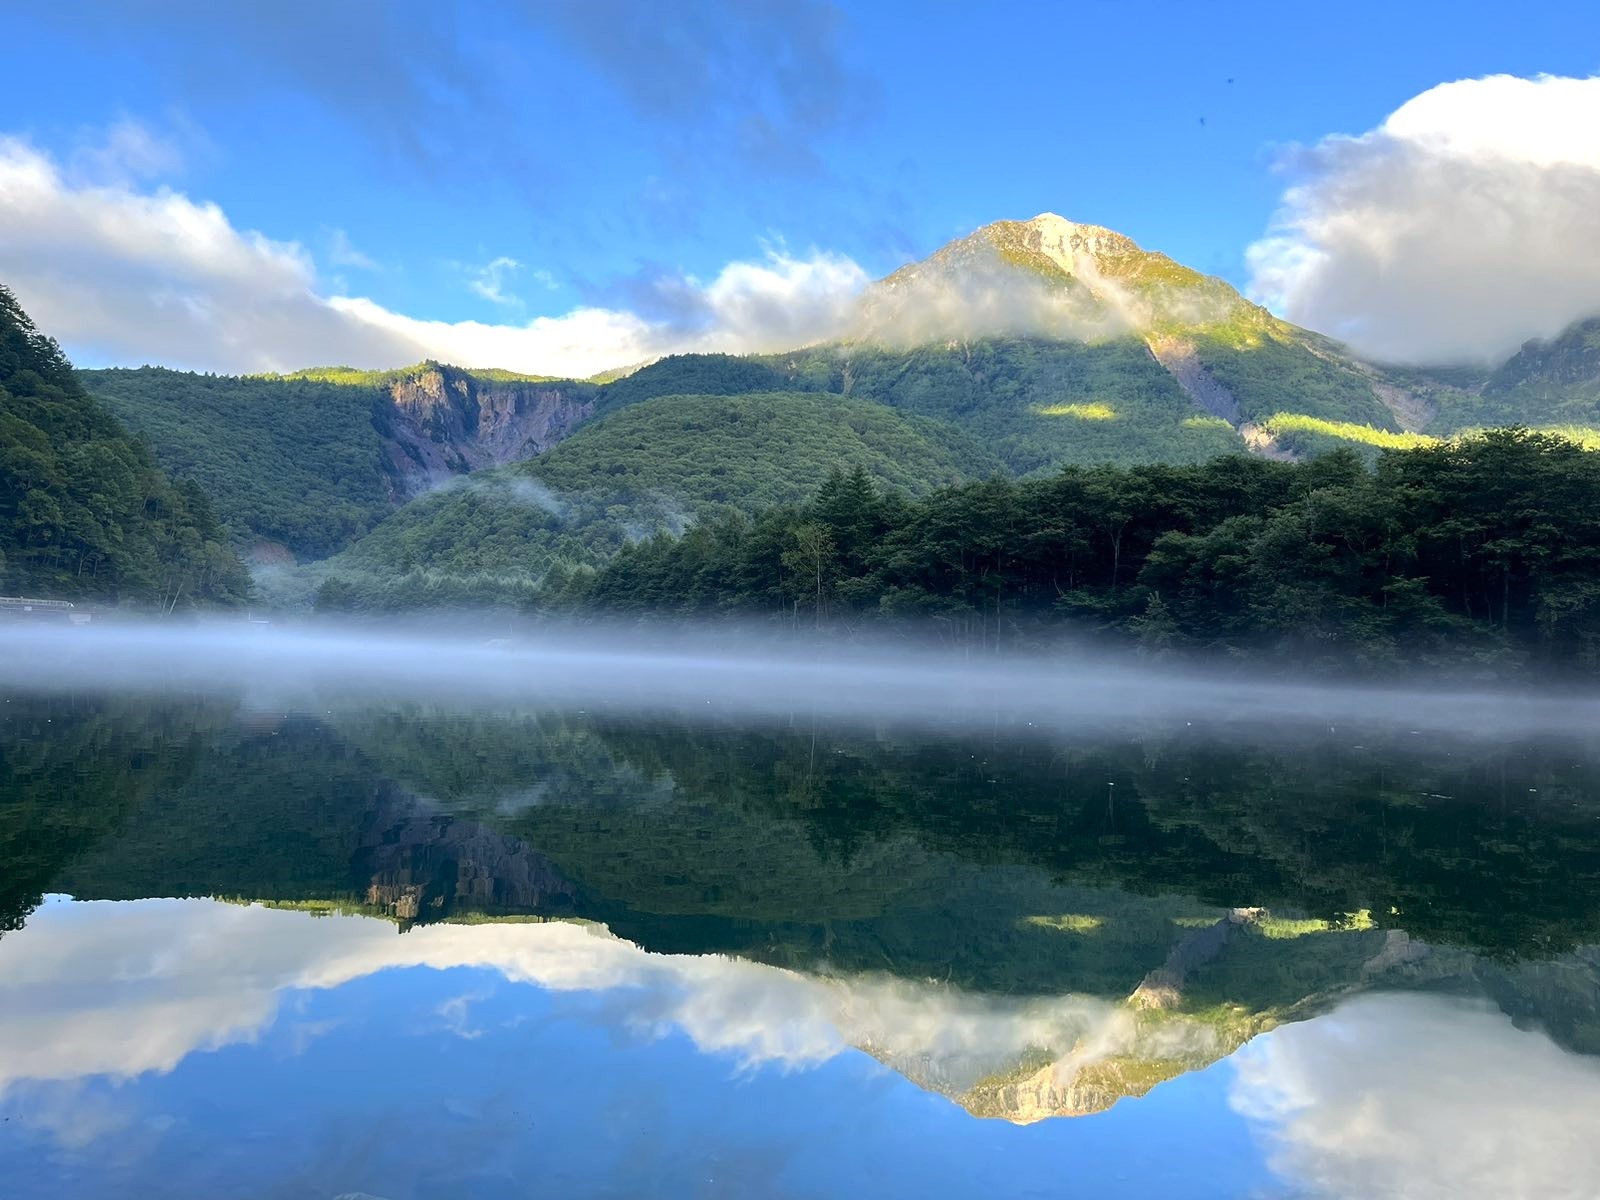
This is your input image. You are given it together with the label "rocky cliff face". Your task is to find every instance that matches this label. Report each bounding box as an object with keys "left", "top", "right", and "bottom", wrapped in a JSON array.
[
  {"left": 353, "top": 779, "right": 578, "bottom": 926},
  {"left": 377, "top": 363, "right": 596, "bottom": 499}
]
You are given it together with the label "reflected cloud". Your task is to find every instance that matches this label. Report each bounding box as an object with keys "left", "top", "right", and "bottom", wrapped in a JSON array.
[
  {"left": 0, "top": 898, "right": 1190, "bottom": 1121},
  {"left": 1232, "top": 993, "right": 1600, "bottom": 1200}
]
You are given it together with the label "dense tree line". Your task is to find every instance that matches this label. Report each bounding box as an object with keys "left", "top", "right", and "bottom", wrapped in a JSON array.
[
  {"left": 568, "top": 429, "right": 1600, "bottom": 670},
  {"left": 0, "top": 286, "right": 249, "bottom": 608}
]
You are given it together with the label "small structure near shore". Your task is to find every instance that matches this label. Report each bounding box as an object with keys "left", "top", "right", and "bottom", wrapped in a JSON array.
[{"left": 0, "top": 596, "right": 91, "bottom": 624}]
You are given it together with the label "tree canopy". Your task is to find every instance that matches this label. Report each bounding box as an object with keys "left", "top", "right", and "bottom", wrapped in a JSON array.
[
  {"left": 573, "top": 429, "right": 1600, "bottom": 671},
  {"left": 0, "top": 286, "right": 248, "bottom": 608}
]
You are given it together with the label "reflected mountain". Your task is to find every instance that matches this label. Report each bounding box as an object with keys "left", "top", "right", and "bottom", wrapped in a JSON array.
[{"left": 6, "top": 694, "right": 1600, "bottom": 1124}]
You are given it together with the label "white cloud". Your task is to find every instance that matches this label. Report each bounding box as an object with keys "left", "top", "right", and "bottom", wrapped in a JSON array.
[
  {"left": 0, "top": 134, "right": 416, "bottom": 372},
  {"left": 468, "top": 255, "right": 523, "bottom": 306},
  {"left": 0, "top": 133, "right": 868, "bottom": 377},
  {"left": 1231, "top": 993, "right": 1600, "bottom": 1199},
  {"left": 1247, "top": 73, "right": 1600, "bottom": 365}
]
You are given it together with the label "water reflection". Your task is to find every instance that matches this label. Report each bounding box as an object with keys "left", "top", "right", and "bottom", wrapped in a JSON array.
[
  {"left": 5, "top": 689, "right": 1600, "bottom": 1195},
  {"left": 1233, "top": 994, "right": 1600, "bottom": 1200},
  {"left": 1, "top": 898, "right": 1270, "bottom": 1199},
  {"left": 2, "top": 898, "right": 1597, "bottom": 1198},
  {"left": 0, "top": 899, "right": 1192, "bottom": 1113}
]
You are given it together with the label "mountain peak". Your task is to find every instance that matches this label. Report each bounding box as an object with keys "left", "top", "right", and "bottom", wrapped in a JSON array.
[
  {"left": 985, "top": 214, "right": 1146, "bottom": 281},
  {"left": 859, "top": 213, "right": 1258, "bottom": 347}
]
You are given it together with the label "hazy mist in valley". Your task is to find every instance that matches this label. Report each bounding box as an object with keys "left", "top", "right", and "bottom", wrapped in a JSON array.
[{"left": 5, "top": 620, "right": 1598, "bottom": 740}]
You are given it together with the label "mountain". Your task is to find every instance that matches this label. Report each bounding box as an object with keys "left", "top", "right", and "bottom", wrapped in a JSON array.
[
  {"left": 832, "top": 214, "right": 1413, "bottom": 441},
  {"left": 305, "top": 390, "right": 1004, "bottom": 612},
  {"left": 81, "top": 352, "right": 845, "bottom": 564},
  {"left": 0, "top": 286, "right": 248, "bottom": 607},
  {"left": 67, "top": 213, "right": 1600, "bottom": 609}
]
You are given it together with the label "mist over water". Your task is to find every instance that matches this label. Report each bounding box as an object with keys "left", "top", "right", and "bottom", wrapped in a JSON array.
[{"left": 5, "top": 620, "right": 1599, "bottom": 739}]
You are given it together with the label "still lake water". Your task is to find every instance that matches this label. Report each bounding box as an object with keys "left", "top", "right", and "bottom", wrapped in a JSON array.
[{"left": 6, "top": 640, "right": 1600, "bottom": 1198}]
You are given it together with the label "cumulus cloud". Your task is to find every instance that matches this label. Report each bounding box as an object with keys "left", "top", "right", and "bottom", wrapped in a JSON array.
[
  {"left": 0, "top": 134, "right": 416, "bottom": 371},
  {"left": 1247, "top": 73, "right": 1600, "bottom": 365},
  {"left": 1231, "top": 993, "right": 1600, "bottom": 1199},
  {"left": 0, "top": 135, "right": 868, "bottom": 377}
]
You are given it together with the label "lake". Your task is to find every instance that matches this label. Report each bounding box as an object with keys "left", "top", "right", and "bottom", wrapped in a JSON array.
[{"left": 4, "top": 631, "right": 1600, "bottom": 1198}]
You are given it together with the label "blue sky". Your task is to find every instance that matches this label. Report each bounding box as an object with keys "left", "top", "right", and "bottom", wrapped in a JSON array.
[{"left": 3, "top": 1, "right": 1599, "bottom": 374}]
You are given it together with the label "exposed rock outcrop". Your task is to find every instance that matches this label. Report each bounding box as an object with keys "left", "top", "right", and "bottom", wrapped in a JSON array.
[
  {"left": 1146, "top": 334, "right": 1242, "bottom": 423},
  {"left": 377, "top": 363, "right": 595, "bottom": 499}
]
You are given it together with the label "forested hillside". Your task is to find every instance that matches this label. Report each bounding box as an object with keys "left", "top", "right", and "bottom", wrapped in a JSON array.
[
  {"left": 574, "top": 430, "right": 1600, "bottom": 671},
  {"left": 0, "top": 286, "right": 248, "bottom": 608},
  {"left": 310, "top": 391, "right": 1004, "bottom": 612},
  {"left": 69, "top": 216, "right": 1483, "bottom": 580},
  {"left": 84, "top": 363, "right": 601, "bottom": 560},
  {"left": 1435, "top": 316, "right": 1600, "bottom": 430},
  {"left": 86, "top": 333, "right": 1408, "bottom": 574},
  {"left": 84, "top": 368, "right": 400, "bottom": 560},
  {"left": 765, "top": 337, "right": 1243, "bottom": 471}
]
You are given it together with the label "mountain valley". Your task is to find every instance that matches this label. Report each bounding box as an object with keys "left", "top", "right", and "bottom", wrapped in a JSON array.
[{"left": 11, "top": 213, "right": 1600, "bottom": 624}]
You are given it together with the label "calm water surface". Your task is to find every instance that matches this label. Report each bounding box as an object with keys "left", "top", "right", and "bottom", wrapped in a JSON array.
[{"left": 5, "top": 681, "right": 1600, "bottom": 1198}]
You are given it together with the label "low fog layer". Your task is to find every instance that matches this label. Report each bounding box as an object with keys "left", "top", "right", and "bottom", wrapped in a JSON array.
[{"left": 5, "top": 621, "right": 1600, "bottom": 739}]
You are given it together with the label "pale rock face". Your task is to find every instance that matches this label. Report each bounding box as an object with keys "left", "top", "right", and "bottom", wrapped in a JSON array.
[
  {"left": 854, "top": 211, "right": 1259, "bottom": 351},
  {"left": 379, "top": 366, "right": 594, "bottom": 499},
  {"left": 1015, "top": 213, "right": 1141, "bottom": 281}
]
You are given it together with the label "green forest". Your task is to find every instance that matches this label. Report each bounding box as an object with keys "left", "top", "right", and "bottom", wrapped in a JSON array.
[
  {"left": 0, "top": 287, "right": 248, "bottom": 608},
  {"left": 768, "top": 338, "right": 1247, "bottom": 472},
  {"left": 569, "top": 428, "right": 1600, "bottom": 671},
  {"left": 84, "top": 366, "right": 404, "bottom": 559},
  {"left": 310, "top": 390, "right": 1006, "bottom": 612}
]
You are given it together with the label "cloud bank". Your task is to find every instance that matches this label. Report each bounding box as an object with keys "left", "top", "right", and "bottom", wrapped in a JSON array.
[
  {"left": 1248, "top": 74, "right": 1600, "bottom": 365},
  {"left": 0, "top": 134, "right": 867, "bottom": 378}
]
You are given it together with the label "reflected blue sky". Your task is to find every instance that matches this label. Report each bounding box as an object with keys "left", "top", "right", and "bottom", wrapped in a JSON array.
[
  {"left": 5, "top": 899, "right": 1600, "bottom": 1198},
  {"left": 0, "top": 898, "right": 1270, "bottom": 1199}
]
